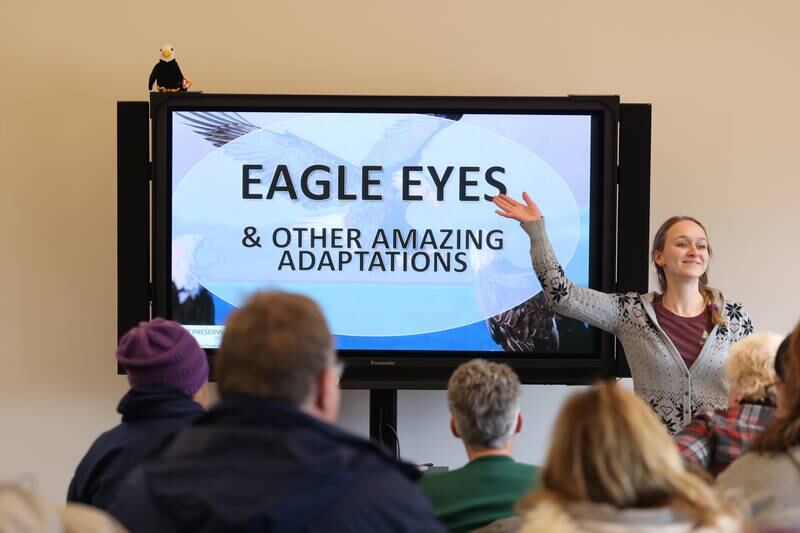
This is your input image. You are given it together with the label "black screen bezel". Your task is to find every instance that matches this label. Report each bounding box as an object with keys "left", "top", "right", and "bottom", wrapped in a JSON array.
[{"left": 151, "top": 93, "right": 619, "bottom": 387}]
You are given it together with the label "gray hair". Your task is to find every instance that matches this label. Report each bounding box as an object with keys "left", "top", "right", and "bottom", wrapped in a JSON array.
[{"left": 448, "top": 359, "right": 521, "bottom": 448}]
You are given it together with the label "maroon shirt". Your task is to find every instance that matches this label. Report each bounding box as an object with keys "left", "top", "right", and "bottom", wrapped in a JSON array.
[{"left": 653, "top": 302, "right": 713, "bottom": 369}]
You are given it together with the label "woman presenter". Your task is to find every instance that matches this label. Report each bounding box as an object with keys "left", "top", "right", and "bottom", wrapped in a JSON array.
[{"left": 492, "top": 193, "right": 753, "bottom": 433}]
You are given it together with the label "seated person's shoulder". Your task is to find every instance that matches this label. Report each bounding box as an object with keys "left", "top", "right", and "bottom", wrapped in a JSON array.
[{"left": 315, "top": 461, "right": 446, "bottom": 532}]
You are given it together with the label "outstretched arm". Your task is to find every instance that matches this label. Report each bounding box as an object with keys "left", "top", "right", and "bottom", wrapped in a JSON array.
[
  {"left": 494, "top": 192, "right": 625, "bottom": 335},
  {"left": 492, "top": 192, "right": 542, "bottom": 223}
]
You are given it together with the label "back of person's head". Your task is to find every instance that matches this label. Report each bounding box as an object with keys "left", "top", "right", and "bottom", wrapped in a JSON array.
[
  {"left": 116, "top": 318, "right": 209, "bottom": 399},
  {"left": 216, "top": 291, "right": 334, "bottom": 407},
  {"left": 775, "top": 335, "right": 791, "bottom": 382},
  {"left": 0, "top": 482, "right": 126, "bottom": 533},
  {"left": 774, "top": 335, "right": 792, "bottom": 417},
  {"left": 753, "top": 322, "right": 800, "bottom": 453},
  {"left": 520, "top": 381, "right": 732, "bottom": 526},
  {"left": 448, "top": 359, "right": 521, "bottom": 449},
  {"left": 725, "top": 332, "right": 782, "bottom": 405}
]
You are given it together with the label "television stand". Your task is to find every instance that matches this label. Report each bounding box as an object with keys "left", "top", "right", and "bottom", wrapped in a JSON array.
[{"left": 369, "top": 389, "right": 399, "bottom": 457}]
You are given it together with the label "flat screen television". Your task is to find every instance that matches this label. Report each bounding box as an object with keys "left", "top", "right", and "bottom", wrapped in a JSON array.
[{"left": 127, "top": 93, "right": 641, "bottom": 387}]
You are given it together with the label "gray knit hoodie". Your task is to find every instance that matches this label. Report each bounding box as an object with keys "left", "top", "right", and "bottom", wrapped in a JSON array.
[{"left": 523, "top": 220, "right": 753, "bottom": 434}]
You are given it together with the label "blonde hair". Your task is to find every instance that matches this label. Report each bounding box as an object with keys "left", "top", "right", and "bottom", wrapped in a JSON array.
[
  {"left": 725, "top": 332, "right": 782, "bottom": 404},
  {"left": 518, "top": 381, "right": 735, "bottom": 526},
  {"left": 0, "top": 482, "right": 126, "bottom": 532},
  {"left": 651, "top": 216, "right": 726, "bottom": 326},
  {"left": 752, "top": 322, "right": 800, "bottom": 453}
]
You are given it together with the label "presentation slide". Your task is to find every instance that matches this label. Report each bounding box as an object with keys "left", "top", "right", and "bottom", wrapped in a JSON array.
[{"left": 170, "top": 111, "right": 593, "bottom": 352}]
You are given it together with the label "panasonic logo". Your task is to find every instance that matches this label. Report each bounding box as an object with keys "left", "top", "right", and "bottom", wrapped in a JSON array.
[{"left": 370, "top": 360, "right": 396, "bottom": 366}]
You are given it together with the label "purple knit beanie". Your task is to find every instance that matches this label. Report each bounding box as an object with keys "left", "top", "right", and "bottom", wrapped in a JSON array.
[{"left": 116, "top": 318, "right": 209, "bottom": 396}]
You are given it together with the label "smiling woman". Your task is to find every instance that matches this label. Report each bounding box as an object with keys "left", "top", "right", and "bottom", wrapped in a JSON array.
[
  {"left": 650, "top": 217, "right": 728, "bottom": 371},
  {"left": 651, "top": 216, "right": 726, "bottom": 324},
  {"left": 493, "top": 193, "right": 754, "bottom": 434}
]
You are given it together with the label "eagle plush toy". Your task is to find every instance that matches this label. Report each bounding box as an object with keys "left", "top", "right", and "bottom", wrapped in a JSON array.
[{"left": 148, "top": 44, "right": 192, "bottom": 92}]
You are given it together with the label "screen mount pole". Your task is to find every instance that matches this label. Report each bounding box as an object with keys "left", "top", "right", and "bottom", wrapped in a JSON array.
[{"left": 369, "top": 389, "right": 399, "bottom": 457}]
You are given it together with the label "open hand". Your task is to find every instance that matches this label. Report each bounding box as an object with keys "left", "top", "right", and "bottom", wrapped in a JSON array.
[{"left": 492, "top": 193, "right": 543, "bottom": 223}]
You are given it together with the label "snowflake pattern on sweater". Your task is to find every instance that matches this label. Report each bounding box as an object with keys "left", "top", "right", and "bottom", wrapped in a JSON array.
[{"left": 522, "top": 220, "right": 753, "bottom": 434}]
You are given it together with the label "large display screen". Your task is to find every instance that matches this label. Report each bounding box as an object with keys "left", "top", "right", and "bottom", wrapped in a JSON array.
[{"left": 168, "top": 107, "right": 599, "bottom": 356}]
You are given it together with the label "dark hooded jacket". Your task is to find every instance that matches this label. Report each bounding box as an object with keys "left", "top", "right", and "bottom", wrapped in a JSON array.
[
  {"left": 108, "top": 395, "right": 445, "bottom": 533},
  {"left": 67, "top": 384, "right": 204, "bottom": 511}
]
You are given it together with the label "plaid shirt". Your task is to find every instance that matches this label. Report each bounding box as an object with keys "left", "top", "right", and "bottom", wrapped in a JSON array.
[{"left": 675, "top": 403, "right": 776, "bottom": 477}]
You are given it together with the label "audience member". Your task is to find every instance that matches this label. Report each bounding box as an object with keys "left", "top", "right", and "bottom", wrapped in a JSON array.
[
  {"left": 1, "top": 481, "right": 126, "bottom": 532},
  {"left": 774, "top": 335, "right": 791, "bottom": 417},
  {"left": 675, "top": 332, "right": 782, "bottom": 476},
  {"left": 67, "top": 318, "right": 209, "bottom": 511},
  {"left": 419, "top": 359, "right": 537, "bottom": 533},
  {"left": 109, "top": 291, "right": 445, "bottom": 533},
  {"left": 717, "top": 324, "right": 800, "bottom": 527},
  {"left": 518, "top": 381, "right": 742, "bottom": 532}
]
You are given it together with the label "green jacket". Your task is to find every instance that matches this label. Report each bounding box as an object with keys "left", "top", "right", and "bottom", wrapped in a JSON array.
[{"left": 419, "top": 455, "right": 538, "bottom": 533}]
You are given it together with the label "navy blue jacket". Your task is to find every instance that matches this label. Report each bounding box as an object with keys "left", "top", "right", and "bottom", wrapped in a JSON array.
[
  {"left": 67, "top": 384, "right": 204, "bottom": 510},
  {"left": 109, "top": 395, "right": 446, "bottom": 533}
]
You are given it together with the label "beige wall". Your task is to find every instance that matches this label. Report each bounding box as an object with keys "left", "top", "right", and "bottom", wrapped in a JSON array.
[{"left": 2, "top": 0, "right": 799, "bottom": 502}]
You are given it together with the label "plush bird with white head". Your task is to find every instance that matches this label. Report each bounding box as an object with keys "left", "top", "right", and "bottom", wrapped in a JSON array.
[{"left": 148, "top": 44, "right": 192, "bottom": 92}]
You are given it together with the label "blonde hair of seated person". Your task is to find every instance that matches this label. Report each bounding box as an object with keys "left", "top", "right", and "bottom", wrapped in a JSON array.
[
  {"left": 751, "top": 323, "right": 800, "bottom": 453},
  {"left": 0, "top": 482, "right": 127, "bottom": 533},
  {"left": 725, "top": 332, "right": 782, "bottom": 405},
  {"left": 518, "top": 381, "right": 737, "bottom": 528}
]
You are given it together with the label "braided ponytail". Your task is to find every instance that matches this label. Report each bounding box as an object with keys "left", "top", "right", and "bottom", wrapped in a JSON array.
[{"left": 700, "top": 285, "right": 727, "bottom": 326}]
